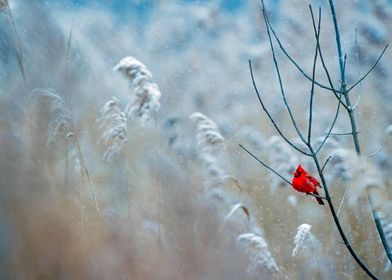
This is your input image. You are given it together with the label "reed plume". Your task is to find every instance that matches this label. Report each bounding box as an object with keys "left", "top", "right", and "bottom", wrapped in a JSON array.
[
  {"left": 292, "top": 224, "right": 312, "bottom": 257},
  {"left": 113, "top": 56, "right": 161, "bottom": 125},
  {"left": 97, "top": 97, "right": 127, "bottom": 161},
  {"left": 190, "top": 112, "right": 225, "bottom": 153},
  {"left": 29, "top": 89, "right": 73, "bottom": 146},
  {"left": 237, "top": 233, "right": 279, "bottom": 275}
]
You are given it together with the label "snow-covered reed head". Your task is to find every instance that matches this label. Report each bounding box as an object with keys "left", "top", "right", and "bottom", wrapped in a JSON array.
[
  {"left": 113, "top": 56, "right": 161, "bottom": 125},
  {"left": 190, "top": 112, "right": 225, "bottom": 153},
  {"left": 29, "top": 89, "right": 73, "bottom": 146},
  {"left": 97, "top": 97, "right": 127, "bottom": 161},
  {"left": 292, "top": 223, "right": 312, "bottom": 257},
  {"left": 237, "top": 232, "right": 279, "bottom": 275},
  {"left": 190, "top": 112, "right": 227, "bottom": 191}
]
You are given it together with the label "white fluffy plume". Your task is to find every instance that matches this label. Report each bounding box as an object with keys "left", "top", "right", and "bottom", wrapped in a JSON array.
[
  {"left": 97, "top": 97, "right": 127, "bottom": 161},
  {"left": 237, "top": 232, "right": 279, "bottom": 275},
  {"left": 292, "top": 223, "right": 312, "bottom": 257},
  {"left": 190, "top": 112, "right": 225, "bottom": 152},
  {"left": 114, "top": 56, "right": 161, "bottom": 125},
  {"left": 29, "top": 89, "right": 73, "bottom": 146}
]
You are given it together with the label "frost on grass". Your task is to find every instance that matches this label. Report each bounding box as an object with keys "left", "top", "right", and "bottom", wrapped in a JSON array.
[
  {"left": 29, "top": 89, "right": 73, "bottom": 146},
  {"left": 237, "top": 233, "right": 279, "bottom": 276},
  {"left": 190, "top": 112, "right": 225, "bottom": 153},
  {"left": 189, "top": 112, "right": 280, "bottom": 277},
  {"left": 292, "top": 223, "right": 312, "bottom": 257},
  {"left": 190, "top": 112, "right": 227, "bottom": 192},
  {"left": 97, "top": 97, "right": 127, "bottom": 161},
  {"left": 113, "top": 56, "right": 161, "bottom": 125}
]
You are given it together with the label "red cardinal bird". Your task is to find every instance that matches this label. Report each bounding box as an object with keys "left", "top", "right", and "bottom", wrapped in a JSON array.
[{"left": 292, "top": 164, "right": 324, "bottom": 205}]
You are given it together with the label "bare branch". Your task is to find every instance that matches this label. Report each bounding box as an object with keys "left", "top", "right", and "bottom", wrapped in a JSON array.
[
  {"left": 308, "top": 11, "right": 344, "bottom": 154},
  {"left": 336, "top": 185, "right": 348, "bottom": 218},
  {"left": 363, "top": 148, "right": 382, "bottom": 159},
  {"left": 261, "top": 3, "right": 338, "bottom": 93},
  {"left": 368, "top": 192, "right": 392, "bottom": 264},
  {"left": 326, "top": 131, "right": 360, "bottom": 136},
  {"left": 306, "top": 192, "right": 329, "bottom": 200},
  {"left": 321, "top": 155, "right": 332, "bottom": 173},
  {"left": 305, "top": 7, "right": 349, "bottom": 110},
  {"left": 239, "top": 144, "right": 291, "bottom": 186},
  {"left": 249, "top": 60, "right": 310, "bottom": 156},
  {"left": 347, "top": 45, "right": 389, "bottom": 93},
  {"left": 261, "top": 5, "right": 307, "bottom": 144},
  {"left": 307, "top": 7, "right": 321, "bottom": 144},
  {"left": 314, "top": 73, "right": 342, "bottom": 155}
]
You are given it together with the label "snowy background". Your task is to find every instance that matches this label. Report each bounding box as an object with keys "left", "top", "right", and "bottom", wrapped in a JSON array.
[{"left": 0, "top": 0, "right": 391, "bottom": 279}]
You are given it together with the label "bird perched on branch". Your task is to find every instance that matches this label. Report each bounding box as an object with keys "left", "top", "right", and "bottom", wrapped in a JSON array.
[{"left": 292, "top": 165, "right": 324, "bottom": 205}]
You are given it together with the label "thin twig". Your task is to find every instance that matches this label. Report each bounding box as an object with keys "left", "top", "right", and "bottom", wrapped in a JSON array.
[
  {"left": 315, "top": 80, "right": 343, "bottom": 154},
  {"left": 73, "top": 135, "right": 101, "bottom": 215},
  {"left": 239, "top": 144, "right": 291, "bottom": 185},
  {"left": 309, "top": 8, "right": 344, "bottom": 155},
  {"left": 336, "top": 185, "right": 348, "bottom": 218},
  {"left": 326, "top": 131, "right": 360, "bottom": 136},
  {"left": 66, "top": 18, "right": 74, "bottom": 66},
  {"left": 368, "top": 190, "right": 392, "bottom": 264},
  {"left": 362, "top": 148, "right": 382, "bottom": 159},
  {"left": 351, "top": 28, "right": 363, "bottom": 112},
  {"left": 347, "top": 45, "right": 389, "bottom": 93},
  {"left": 249, "top": 60, "right": 310, "bottom": 156},
  {"left": 307, "top": 7, "right": 321, "bottom": 145},
  {"left": 154, "top": 112, "right": 162, "bottom": 248},
  {"left": 261, "top": 4, "right": 307, "bottom": 144},
  {"left": 303, "top": 8, "right": 349, "bottom": 110},
  {"left": 328, "top": 1, "right": 345, "bottom": 84},
  {"left": 307, "top": 192, "right": 329, "bottom": 200},
  {"left": 261, "top": 2, "right": 337, "bottom": 93},
  {"left": 321, "top": 155, "right": 331, "bottom": 173},
  {"left": 326, "top": 0, "right": 361, "bottom": 155}
]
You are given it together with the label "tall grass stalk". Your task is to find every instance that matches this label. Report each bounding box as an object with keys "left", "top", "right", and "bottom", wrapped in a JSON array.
[
  {"left": 154, "top": 113, "right": 162, "bottom": 247},
  {"left": 0, "top": 0, "right": 27, "bottom": 89},
  {"left": 72, "top": 134, "right": 101, "bottom": 216}
]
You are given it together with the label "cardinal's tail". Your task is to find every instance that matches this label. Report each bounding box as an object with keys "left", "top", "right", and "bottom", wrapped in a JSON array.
[{"left": 313, "top": 190, "right": 325, "bottom": 205}]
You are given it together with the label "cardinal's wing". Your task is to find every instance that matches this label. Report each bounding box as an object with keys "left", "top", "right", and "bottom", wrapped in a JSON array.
[{"left": 305, "top": 174, "right": 322, "bottom": 188}]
